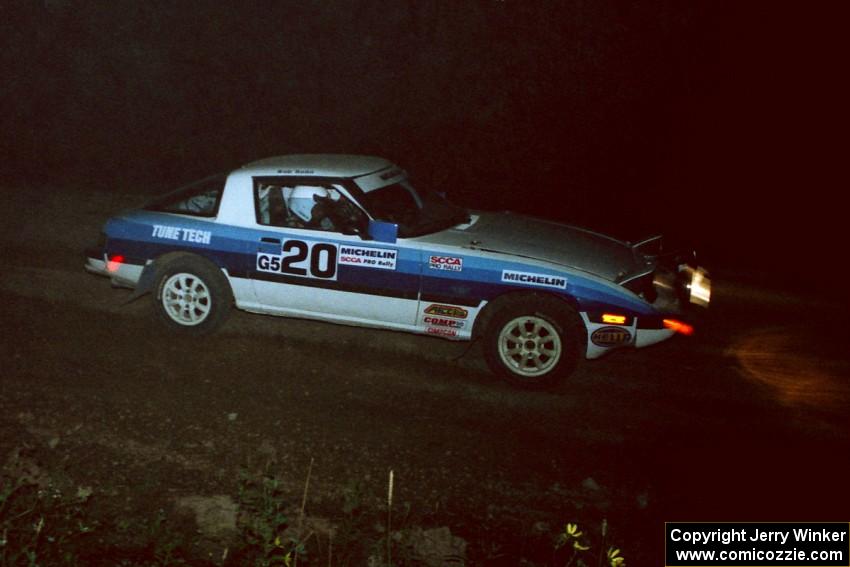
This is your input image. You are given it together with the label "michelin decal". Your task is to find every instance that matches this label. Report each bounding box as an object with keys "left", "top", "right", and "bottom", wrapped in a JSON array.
[
  {"left": 501, "top": 270, "right": 567, "bottom": 289},
  {"left": 338, "top": 245, "right": 397, "bottom": 270}
]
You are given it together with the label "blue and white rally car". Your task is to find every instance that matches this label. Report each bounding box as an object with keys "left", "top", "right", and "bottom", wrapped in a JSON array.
[{"left": 85, "top": 155, "right": 710, "bottom": 388}]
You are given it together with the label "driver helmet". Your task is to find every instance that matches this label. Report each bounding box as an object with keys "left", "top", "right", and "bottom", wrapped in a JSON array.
[{"left": 288, "top": 186, "right": 339, "bottom": 223}]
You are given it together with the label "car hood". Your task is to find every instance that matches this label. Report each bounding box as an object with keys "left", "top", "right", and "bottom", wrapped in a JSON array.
[{"left": 417, "top": 211, "right": 647, "bottom": 282}]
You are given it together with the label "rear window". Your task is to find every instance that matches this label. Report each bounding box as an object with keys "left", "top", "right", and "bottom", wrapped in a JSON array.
[{"left": 145, "top": 174, "right": 226, "bottom": 217}]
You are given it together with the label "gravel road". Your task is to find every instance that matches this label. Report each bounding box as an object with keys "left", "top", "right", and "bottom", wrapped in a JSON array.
[{"left": 2, "top": 187, "right": 847, "bottom": 563}]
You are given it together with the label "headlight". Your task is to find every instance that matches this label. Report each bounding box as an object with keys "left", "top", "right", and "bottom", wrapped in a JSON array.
[{"left": 681, "top": 266, "right": 711, "bottom": 307}]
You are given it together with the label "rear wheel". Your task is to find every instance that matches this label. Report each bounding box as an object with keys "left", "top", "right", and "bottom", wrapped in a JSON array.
[
  {"left": 483, "top": 297, "right": 584, "bottom": 388},
  {"left": 152, "top": 255, "right": 232, "bottom": 335}
]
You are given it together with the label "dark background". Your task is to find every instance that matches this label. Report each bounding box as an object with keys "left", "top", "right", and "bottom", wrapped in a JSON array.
[{"left": 2, "top": 1, "right": 845, "bottom": 286}]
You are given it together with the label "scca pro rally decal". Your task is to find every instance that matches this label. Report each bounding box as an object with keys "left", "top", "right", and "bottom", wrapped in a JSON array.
[
  {"left": 338, "top": 245, "right": 397, "bottom": 270},
  {"left": 424, "top": 304, "right": 468, "bottom": 319},
  {"left": 591, "top": 326, "right": 632, "bottom": 347},
  {"left": 501, "top": 270, "right": 567, "bottom": 289},
  {"left": 152, "top": 224, "right": 211, "bottom": 245},
  {"left": 428, "top": 255, "right": 462, "bottom": 272},
  {"left": 257, "top": 239, "right": 338, "bottom": 280}
]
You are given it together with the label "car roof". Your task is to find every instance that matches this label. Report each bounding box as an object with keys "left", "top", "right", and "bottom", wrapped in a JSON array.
[{"left": 240, "top": 154, "right": 394, "bottom": 178}]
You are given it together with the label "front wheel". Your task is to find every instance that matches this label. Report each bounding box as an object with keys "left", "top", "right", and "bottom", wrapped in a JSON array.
[
  {"left": 483, "top": 298, "right": 584, "bottom": 389},
  {"left": 152, "top": 255, "right": 233, "bottom": 335}
]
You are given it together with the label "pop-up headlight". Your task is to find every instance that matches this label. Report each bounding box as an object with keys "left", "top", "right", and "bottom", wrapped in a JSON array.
[{"left": 680, "top": 266, "right": 711, "bottom": 307}]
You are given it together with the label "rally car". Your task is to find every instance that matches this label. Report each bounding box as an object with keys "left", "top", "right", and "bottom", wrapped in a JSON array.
[{"left": 85, "top": 155, "right": 710, "bottom": 388}]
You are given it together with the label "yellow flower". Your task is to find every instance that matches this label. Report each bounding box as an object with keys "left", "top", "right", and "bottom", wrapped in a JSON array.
[
  {"left": 565, "top": 523, "right": 583, "bottom": 538},
  {"left": 573, "top": 540, "right": 590, "bottom": 551},
  {"left": 608, "top": 547, "right": 625, "bottom": 566}
]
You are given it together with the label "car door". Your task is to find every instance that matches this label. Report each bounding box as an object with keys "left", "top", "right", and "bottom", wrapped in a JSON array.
[{"left": 249, "top": 179, "right": 422, "bottom": 327}]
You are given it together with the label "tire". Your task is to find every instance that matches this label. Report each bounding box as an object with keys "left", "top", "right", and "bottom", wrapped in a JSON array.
[
  {"left": 152, "top": 254, "right": 233, "bottom": 335},
  {"left": 482, "top": 296, "right": 584, "bottom": 389}
]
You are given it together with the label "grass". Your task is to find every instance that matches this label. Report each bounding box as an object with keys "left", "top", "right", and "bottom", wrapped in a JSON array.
[{"left": 1, "top": 464, "right": 625, "bottom": 566}]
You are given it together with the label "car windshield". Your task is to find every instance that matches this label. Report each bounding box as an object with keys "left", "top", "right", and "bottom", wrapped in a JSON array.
[{"left": 357, "top": 179, "right": 469, "bottom": 237}]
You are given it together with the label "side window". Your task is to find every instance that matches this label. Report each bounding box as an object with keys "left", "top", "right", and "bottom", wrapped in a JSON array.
[
  {"left": 255, "top": 182, "right": 366, "bottom": 233},
  {"left": 145, "top": 175, "right": 225, "bottom": 217}
]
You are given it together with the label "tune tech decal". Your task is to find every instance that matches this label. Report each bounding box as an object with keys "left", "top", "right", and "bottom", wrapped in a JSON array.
[
  {"left": 152, "top": 224, "right": 211, "bottom": 245},
  {"left": 428, "top": 255, "right": 463, "bottom": 272},
  {"left": 338, "top": 245, "right": 397, "bottom": 270},
  {"left": 501, "top": 270, "right": 567, "bottom": 289}
]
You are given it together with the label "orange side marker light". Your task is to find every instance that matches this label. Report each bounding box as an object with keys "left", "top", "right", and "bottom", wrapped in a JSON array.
[{"left": 663, "top": 319, "right": 694, "bottom": 336}]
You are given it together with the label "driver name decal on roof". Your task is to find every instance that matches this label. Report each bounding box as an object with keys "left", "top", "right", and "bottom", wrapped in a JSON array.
[
  {"left": 338, "top": 245, "right": 397, "bottom": 270},
  {"left": 152, "top": 224, "right": 212, "bottom": 245},
  {"left": 501, "top": 270, "right": 567, "bottom": 289}
]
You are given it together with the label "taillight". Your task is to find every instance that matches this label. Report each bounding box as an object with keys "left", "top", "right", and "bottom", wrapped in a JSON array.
[{"left": 106, "top": 255, "right": 125, "bottom": 272}]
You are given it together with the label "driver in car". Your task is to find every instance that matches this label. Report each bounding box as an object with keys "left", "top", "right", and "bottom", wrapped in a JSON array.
[
  {"left": 287, "top": 186, "right": 342, "bottom": 230},
  {"left": 287, "top": 185, "right": 365, "bottom": 232}
]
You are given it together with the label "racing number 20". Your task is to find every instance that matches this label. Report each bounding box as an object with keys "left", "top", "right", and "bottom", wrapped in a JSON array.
[
  {"left": 281, "top": 240, "right": 337, "bottom": 278},
  {"left": 258, "top": 240, "right": 338, "bottom": 279}
]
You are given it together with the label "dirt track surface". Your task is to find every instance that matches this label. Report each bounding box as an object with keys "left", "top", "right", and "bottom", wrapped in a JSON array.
[{"left": 2, "top": 187, "right": 849, "bottom": 563}]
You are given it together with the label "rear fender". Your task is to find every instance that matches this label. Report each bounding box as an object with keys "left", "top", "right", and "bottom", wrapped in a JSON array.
[{"left": 123, "top": 251, "right": 227, "bottom": 304}]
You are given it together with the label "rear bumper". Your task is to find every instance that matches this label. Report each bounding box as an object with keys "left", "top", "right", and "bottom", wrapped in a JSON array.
[
  {"left": 85, "top": 248, "right": 108, "bottom": 276},
  {"left": 84, "top": 248, "right": 144, "bottom": 287}
]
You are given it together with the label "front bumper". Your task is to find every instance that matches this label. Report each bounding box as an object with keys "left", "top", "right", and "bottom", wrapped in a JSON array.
[{"left": 581, "top": 313, "right": 676, "bottom": 359}]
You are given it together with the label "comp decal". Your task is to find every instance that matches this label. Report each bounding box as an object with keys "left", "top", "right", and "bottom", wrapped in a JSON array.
[
  {"left": 424, "top": 304, "right": 468, "bottom": 319},
  {"left": 257, "top": 239, "right": 338, "bottom": 280},
  {"left": 152, "top": 224, "right": 211, "bottom": 245},
  {"left": 422, "top": 316, "right": 466, "bottom": 329},
  {"left": 591, "top": 326, "right": 632, "bottom": 347},
  {"left": 501, "top": 270, "right": 567, "bottom": 289},
  {"left": 428, "top": 255, "right": 462, "bottom": 272},
  {"left": 338, "top": 245, "right": 397, "bottom": 270}
]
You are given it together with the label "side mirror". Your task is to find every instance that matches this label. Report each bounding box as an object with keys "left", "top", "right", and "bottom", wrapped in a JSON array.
[{"left": 367, "top": 220, "right": 398, "bottom": 244}]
